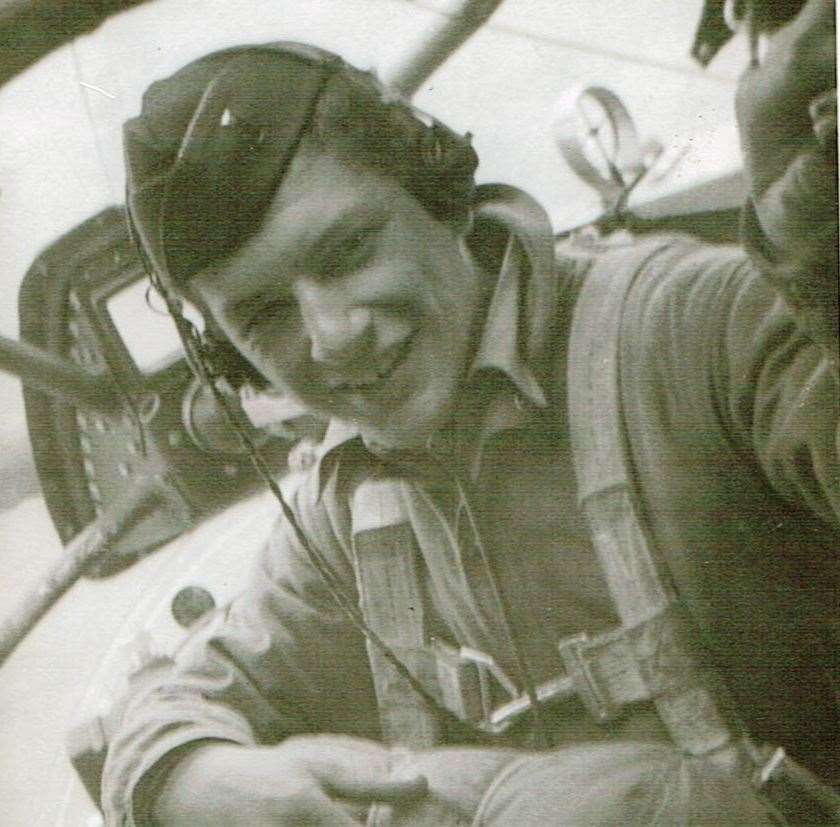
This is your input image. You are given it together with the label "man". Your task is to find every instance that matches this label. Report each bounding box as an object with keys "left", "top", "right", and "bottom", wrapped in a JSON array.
[{"left": 101, "top": 3, "right": 837, "bottom": 825}]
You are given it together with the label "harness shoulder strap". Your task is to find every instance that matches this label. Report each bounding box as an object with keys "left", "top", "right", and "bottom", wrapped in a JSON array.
[
  {"left": 350, "top": 476, "right": 442, "bottom": 749},
  {"left": 566, "top": 235, "right": 840, "bottom": 823},
  {"left": 566, "top": 236, "right": 744, "bottom": 758}
]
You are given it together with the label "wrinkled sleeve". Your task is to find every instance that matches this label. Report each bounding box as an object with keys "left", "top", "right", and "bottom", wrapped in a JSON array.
[
  {"left": 621, "top": 237, "right": 839, "bottom": 528},
  {"left": 739, "top": 107, "right": 839, "bottom": 362},
  {"left": 100, "top": 475, "right": 376, "bottom": 826},
  {"left": 737, "top": 29, "right": 837, "bottom": 359}
]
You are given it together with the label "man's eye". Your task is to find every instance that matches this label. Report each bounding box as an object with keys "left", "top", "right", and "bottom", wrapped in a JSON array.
[
  {"left": 324, "top": 226, "right": 379, "bottom": 276},
  {"left": 243, "top": 298, "right": 294, "bottom": 336}
]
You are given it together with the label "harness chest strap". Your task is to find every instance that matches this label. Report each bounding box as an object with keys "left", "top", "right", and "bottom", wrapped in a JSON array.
[
  {"left": 348, "top": 235, "right": 838, "bottom": 818},
  {"left": 348, "top": 477, "right": 675, "bottom": 745},
  {"left": 347, "top": 239, "right": 761, "bottom": 750},
  {"left": 348, "top": 416, "right": 733, "bottom": 742},
  {"left": 351, "top": 242, "right": 780, "bottom": 763},
  {"left": 348, "top": 238, "right": 755, "bottom": 752},
  {"left": 351, "top": 477, "right": 442, "bottom": 750}
]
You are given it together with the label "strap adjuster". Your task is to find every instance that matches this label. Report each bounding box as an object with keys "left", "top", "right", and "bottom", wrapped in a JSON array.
[
  {"left": 432, "top": 640, "right": 575, "bottom": 734},
  {"left": 432, "top": 608, "right": 704, "bottom": 737},
  {"left": 557, "top": 626, "right": 649, "bottom": 723},
  {"left": 432, "top": 640, "right": 518, "bottom": 724},
  {"left": 480, "top": 674, "right": 575, "bottom": 735}
]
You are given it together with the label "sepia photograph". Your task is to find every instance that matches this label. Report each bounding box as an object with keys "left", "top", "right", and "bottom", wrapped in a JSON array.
[{"left": 0, "top": 1, "right": 837, "bottom": 824}]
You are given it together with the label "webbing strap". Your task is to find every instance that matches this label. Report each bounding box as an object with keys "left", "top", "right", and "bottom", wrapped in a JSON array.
[
  {"left": 566, "top": 238, "right": 840, "bottom": 823},
  {"left": 567, "top": 238, "right": 744, "bottom": 759},
  {"left": 351, "top": 477, "right": 442, "bottom": 749}
]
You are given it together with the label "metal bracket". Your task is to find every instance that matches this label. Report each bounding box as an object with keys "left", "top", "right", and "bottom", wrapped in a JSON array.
[{"left": 557, "top": 626, "right": 649, "bottom": 724}]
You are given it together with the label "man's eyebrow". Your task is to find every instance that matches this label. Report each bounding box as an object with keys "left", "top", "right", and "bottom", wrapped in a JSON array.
[
  {"left": 221, "top": 206, "right": 387, "bottom": 319},
  {"left": 297, "top": 205, "right": 387, "bottom": 265},
  {"left": 226, "top": 289, "right": 278, "bottom": 321}
]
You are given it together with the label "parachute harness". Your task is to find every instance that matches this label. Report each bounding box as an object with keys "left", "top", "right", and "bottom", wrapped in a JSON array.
[{"left": 145, "top": 264, "right": 480, "bottom": 741}]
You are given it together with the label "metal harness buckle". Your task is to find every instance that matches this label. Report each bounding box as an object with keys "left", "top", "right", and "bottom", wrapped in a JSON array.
[
  {"left": 431, "top": 621, "right": 655, "bottom": 736},
  {"left": 432, "top": 606, "right": 760, "bottom": 742},
  {"left": 557, "top": 625, "right": 651, "bottom": 724},
  {"left": 431, "top": 640, "right": 518, "bottom": 726},
  {"left": 433, "top": 639, "right": 580, "bottom": 736}
]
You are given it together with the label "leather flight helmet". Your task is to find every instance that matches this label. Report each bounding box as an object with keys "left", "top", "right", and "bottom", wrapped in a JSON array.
[{"left": 124, "top": 41, "right": 479, "bottom": 293}]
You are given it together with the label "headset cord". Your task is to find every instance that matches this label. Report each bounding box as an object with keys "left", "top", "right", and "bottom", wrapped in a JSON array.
[
  {"left": 447, "top": 465, "right": 550, "bottom": 747},
  {"left": 150, "top": 275, "right": 479, "bottom": 741},
  {"left": 209, "top": 375, "right": 480, "bottom": 741}
]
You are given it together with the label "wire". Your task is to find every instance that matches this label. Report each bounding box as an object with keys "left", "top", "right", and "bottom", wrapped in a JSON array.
[
  {"left": 144, "top": 282, "right": 176, "bottom": 318},
  {"left": 206, "top": 352, "right": 478, "bottom": 740},
  {"left": 147, "top": 267, "right": 477, "bottom": 740},
  {"left": 451, "top": 470, "right": 550, "bottom": 747}
]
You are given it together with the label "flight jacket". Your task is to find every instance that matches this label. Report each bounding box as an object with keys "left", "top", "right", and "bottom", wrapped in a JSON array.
[{"left": 99, "top": 186, "right": 839, "bottom": 825}]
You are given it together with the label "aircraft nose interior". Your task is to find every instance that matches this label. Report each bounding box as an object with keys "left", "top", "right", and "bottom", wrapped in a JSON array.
[{"left": 16, "top": 205, "right": 294, "bottom": 578}]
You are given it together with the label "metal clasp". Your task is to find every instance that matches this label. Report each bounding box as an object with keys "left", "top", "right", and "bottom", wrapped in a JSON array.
[
  {"left": 431, "top": 640, "right": 517, "bottom": 725},
  {"left": 432, "top": 639, "right": 581, "bottom": 736},
  {"left": 432, "top": 624, "right": 655, "bottom": 737},
  {"left": 557, "top": 627, "right": 649, "bottom": 724},
  {"left": 481, "top": 674, "right": 576, "bottom": 735}
]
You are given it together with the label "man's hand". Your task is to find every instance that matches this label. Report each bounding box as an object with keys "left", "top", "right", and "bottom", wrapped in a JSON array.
[
  {"left": 735, "top": 0, "right": 837, "bottom": 353},
  {"left": 736, "top": 0, "right": 836, "bottom": 252},
  {"left": 152, "top": 735, "right": 428, "bottom": 826},
  {"left": 736, "top": 0, "right": 835, "bottom": 197}
]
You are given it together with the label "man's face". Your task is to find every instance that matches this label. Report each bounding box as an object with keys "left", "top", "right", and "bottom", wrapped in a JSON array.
[{"left": 190, "top": 148, "right": 484, "bottom": 449}]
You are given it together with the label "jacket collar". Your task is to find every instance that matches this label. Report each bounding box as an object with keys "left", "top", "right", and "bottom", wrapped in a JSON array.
[
  {"left": 313, "top": 184, "right": 559, "bottom": 494},
  {"left": 468, "top": 230, "right": 548, "bottom": 407}
]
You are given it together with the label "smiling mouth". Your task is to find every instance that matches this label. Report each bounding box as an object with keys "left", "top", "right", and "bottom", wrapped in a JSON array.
[{"left": 328, "top": 334, "right": 415, "bottom": 394}]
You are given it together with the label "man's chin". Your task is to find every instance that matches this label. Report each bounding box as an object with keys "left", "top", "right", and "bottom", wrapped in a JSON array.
[{"left": 336, "top": 382, "right": 459, "bottom": 451}]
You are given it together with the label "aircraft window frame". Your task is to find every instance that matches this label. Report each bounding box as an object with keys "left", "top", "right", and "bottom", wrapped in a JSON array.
[{"left": 103, "top": 276, "right": 204, "bottom": 378}]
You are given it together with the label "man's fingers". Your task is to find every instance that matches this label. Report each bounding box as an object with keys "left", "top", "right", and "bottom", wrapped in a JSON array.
[
  {"left": 765, "top": 0, "right": 835, "bottom": 96},
  {"left": 736, "top": 0, "right": 836, "bottom": 196},
  {"left": 286, "top": 735, "right": 428, "bottom": 805},
  {"left": 790, "top": 0, "right": 835, "bottom": 48},
  {"left": 323, "top": 772, "right": 429, "bottom": 804},
  {"left": 280, "top": 735, "right": 428, "bottom": 810}
]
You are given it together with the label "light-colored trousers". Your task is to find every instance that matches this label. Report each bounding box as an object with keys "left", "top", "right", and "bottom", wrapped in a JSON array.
[{"left": 370, "top": 741, "right": 778, "bottom": 826}]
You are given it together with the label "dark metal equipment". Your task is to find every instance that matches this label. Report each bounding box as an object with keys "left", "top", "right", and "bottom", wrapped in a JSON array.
[
  {"left": 0, "top": 206, "right": 295, "bottom": 666},
  {"left": 691, "top": 0, "right": 807, "bottom": 66},
  {"left": 378, "top": 0, "right": 506, "bottom": 96},
  {"left": 0, "top": 476, "right": 166, "bottom": 666},
  {"left": 17, "top": 205, "right": 291, "bottom": 573}
]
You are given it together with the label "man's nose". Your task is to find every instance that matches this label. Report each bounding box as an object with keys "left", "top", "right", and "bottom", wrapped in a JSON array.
[{"left": 296, "top": 281, "right": 373, "bottom": 366}]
